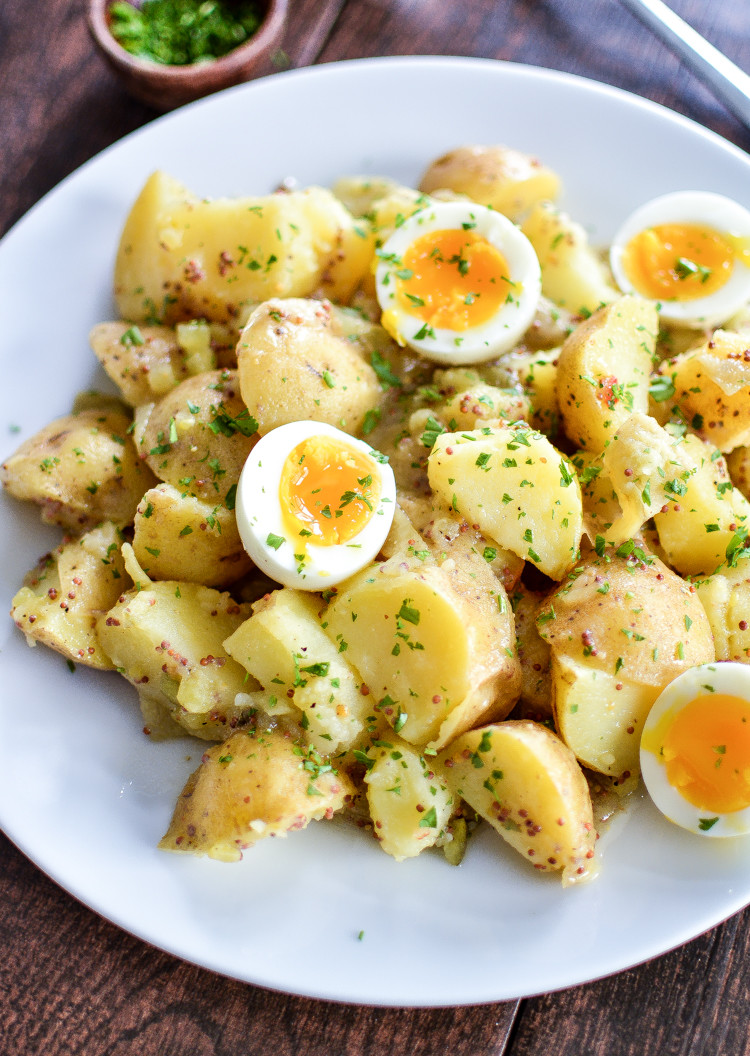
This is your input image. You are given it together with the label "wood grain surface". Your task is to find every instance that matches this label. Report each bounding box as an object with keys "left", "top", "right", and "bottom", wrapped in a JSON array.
[{"left": 2, "top": 2, "right": 750, "bottom": 1054}]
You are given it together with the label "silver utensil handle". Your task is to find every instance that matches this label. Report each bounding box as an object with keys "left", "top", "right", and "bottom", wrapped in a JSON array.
[{"left": 618, "top": 0, "right": 750, "bottom": 129}]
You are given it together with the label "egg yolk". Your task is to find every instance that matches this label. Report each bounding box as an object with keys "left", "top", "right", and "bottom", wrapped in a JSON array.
[
  {"left": 279, "top": 435, "right": 380, "bottom": 547},
  {"left": 396, "top": 228, "right": 514, "bottom": 330},
  {"left": 622, "top": 223, "right": 734, "bottom": 302},
  {"left": 645, "top": 693, "right": 750, "bottom": 814}
]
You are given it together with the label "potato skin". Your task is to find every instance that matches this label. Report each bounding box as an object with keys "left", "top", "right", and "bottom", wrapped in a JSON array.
[
  {"left": 138, "top": 369, "right": 256, "bottom": 501},
  {"left": 1, "top": 409, "right": 155, "bottom": 532},
  {"left": 418, "top": 145, "right": 560, "bottom": 222},
  {"left": 537, "top": 549, "right": 714, "bottom": 687},
  {"left": 159, "top": 727, "right": 356, "bottom": 861},
  {"left": 11, "top": 522, "right": 129, "bottom": 670},
  {"left": 132, "top": 483, "right": 252, "bottom": 587},
  {"left": 236, "top": 297, "right": 381, "bottom": 435}
]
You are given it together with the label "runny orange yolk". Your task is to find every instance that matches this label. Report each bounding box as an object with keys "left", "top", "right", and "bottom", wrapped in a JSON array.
[
  {"left": 397, "top": 228, "right": 514, "bottom": 330},
  {"left": 656, "top": 693, "right": 750, "bottom": 814},
  {"left": 279, "top": 435, "right": 380, "bottom": 547},
  {"left": 622, "top": 223, "right": 734, "bottom": 301}
]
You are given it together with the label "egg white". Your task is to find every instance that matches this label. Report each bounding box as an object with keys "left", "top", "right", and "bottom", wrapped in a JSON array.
[
  {"left": 374, "top": 200, "right": 541, "bottom": 365},
  {"left": 610, "top": 191, "right": 750, "bottom": 327},
  {"left": 235, "top": 420, "right": 396, "bottom": 591},
  {"left": 640, "top": 661, "right": 750, "bottom": 837}
]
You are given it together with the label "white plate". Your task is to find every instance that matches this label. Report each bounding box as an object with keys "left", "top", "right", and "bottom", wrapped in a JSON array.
[{"left": 3, "top": 56, "right": 750, "bottom": 1008}]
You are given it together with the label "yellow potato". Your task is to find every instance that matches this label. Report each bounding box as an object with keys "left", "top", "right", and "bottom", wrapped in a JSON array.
[
  {"left": 657, "top": 330, "right": 750, "bottom": 452},
  {"left": 537, "top": 548, "right": 714, "bottom": 777},
  {"left": 1, "top": 408, "right": 154, "bottom": 532},
  {"left": 521, "top": 201, "right": 619, "bottom": 314},
  {"left": 97, "top": 566, "right": 253, "bottom": 740},
  {"left": 159, "top": 728, "right": 355, "bottom": 861},
  {"left": 137, "top": 369, "right": 256, "bottom": 501},
  {"left": 236, "top": 298, "right": 382, "bottom": 436},
  {"left": 696, "top": 559, "right": 750, "bottom": 663},
  {"left": 115, "top": 172, "right": 371, "bottom": 324},
  {"left": 419, "top": 145, "right": 561, "bottom": 222},
  {"left": 224, "top": 588, "right": 370, "bottom": 754},
  {"left": 555, "top": 295, "right": 657, "bottom": 452},
  {"left": 11, "top": 522, "right": 129, "bottom": 670},
  {"left": 438, "top": 720, "right": 596, "bottom": 885},
  {"left": 552, "top": 656, "right": 659, "bottom": 779},
  {"left": 427, "top": 422, "right": 582, "bottom": 580},
  {"left": 364, "top": 737, "right": 454, "bottom": 860},
  {"left": 132, "top": 483, "right": 252, "bottom": 587},
  {"left": 322, "top": 556, "right": 520, "bottom": 749}
]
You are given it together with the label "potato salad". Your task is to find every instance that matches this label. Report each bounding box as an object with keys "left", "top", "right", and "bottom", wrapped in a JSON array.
[{"left": 6, "top": 143, "right": 750, "bottom": 885}]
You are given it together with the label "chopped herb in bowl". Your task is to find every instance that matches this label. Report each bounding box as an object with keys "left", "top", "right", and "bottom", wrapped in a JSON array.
[{"left": 108, "top": 0, "right": 263, "bottom": 65}]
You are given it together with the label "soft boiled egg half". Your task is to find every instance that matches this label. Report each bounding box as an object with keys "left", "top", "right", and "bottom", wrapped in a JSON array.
[
  {"left": 610, "top": 191, "right": 750, "bottom": 327},
  {"left": 374, "top": 199, "right": 541, "bottom": 364},
  {"left": 235, "top": 420, "right": 396, "bottom": 591},
  {"left": 641, "top": 662, "right": 750, "bottom": 837}
]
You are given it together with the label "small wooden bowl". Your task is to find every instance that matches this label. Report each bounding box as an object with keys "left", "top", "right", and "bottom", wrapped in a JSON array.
[{"left": 88, "top": 0, "right": 288, "bottom": 110}]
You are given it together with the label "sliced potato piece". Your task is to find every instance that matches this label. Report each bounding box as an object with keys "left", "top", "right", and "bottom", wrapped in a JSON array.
[
  {"left": 115, "top": 172, "right": 371, "bottom": 324},
  {"left": 438, "top": 721, "right": 596, "bottom": 885},
  {"left": 696, "top": 559, "right": 750, "bottom": 663},
  {"left": 657, "top": 330, "right": 750, "bottom": 453},
  {"left": 132, "top": 483, "right": 251, "bottom": 588},
  {"left": 1, "top": 409, "right": 154, "bottom": 532},
  {"left": 137, "top": 369, "right": 256, "bottom": 501},
  {"left": 536, "top": 548, "right": 714, "bottom": 688},
  {"left": 322, "top": 557, "right": 520, "bottom": 749},
  {"left": 521, "top": 201, "right": 619, "bottom": 315},
  {"left": 11, "top": 522, "right": 129, "bottom": 670},
  {"left": 224, "top": 589, "right": 370, "bottom": 754},
  {"left": 552, "top": 656, "right": 659, "bottom": 779},
  {"left": 159, "top": 728, "right": 355, "bottom": 861},
  {"left": 555, "top": 295, "right": 657, "bottom": 452},
  {"left": 364, "top": 737, "right": 454, "bottom": 860},
  {"left": 427, "top": 422, "right": 582, "bottom": 580},
  {"left": 97, "top": 572, "right": 253, "bottom": 740}
]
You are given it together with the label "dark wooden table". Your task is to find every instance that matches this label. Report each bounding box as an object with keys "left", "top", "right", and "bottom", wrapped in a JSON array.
[{"left": 3, "top": 1, "right": 750, "bottom": 1053}]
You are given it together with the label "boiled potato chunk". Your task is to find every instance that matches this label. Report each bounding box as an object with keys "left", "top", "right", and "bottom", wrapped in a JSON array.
[
  {"left": 430, "top": 367, "right": 531, "bottom": 430},
  {"left": 364, "top": 737, "right": 454, "bottom": 860},
  {"left": 89, "top": 320, "right": 220, "bottom": 406},
  {"left": 657, "top": 330, "right": 750, "bottom": 453},
  {"left": 696, "top": 560, "right": 750, "bottom": 662},
  {"left": 236, "top": 298, "right": 381, "bottom": 435},
  {"left": 11, "top": 522, "right": 129, "bottom": 670},
  {"left": 159, "top": 728, "right": 355, "bottom": 861},
  {"left": 97, "top": 572, "right": 252, "bottom": 740},
  {"left": 512, "top": 585, "right": 552, "bottom": 719},
  {"left": 418, "top": 145, "right": 561, "bottom": 222},
  {"left": 521, "top": 201, "right": 619, "bottom": 315},
  {"left": 322, "top": 557, "right": 520, "bottom": 749},
  {"left": 1, "top": 408, "right": 154, "bottom": 532},
  {"left": 115, "top": 172, "right": 370, "bottom": 325},
  {"left": 137, "top": 369, "right": 256, "bottom": 501},
  {"left": 652, "top": 436, "right": 750, "bottom": 577},
  {"left": 427, "top": 423, "right": 582, "bottom": 580},
  {"left": 224, "top": 589, "right": 370, "bottom": 754},
  {"left": 555, "top": 295, "right": 657, "bottom": 452},
  {"left": 537, "top": 548, "right": 714, "bottom": 776},
  {"left": 132, "top": 483, "right": 251, "bottom": 587},
  {"left": 552, "top": 656, "right": 659, "bottom": 779},
  {"left": 438, "top": 721, "right": 596, "bottom": 885},
  {"left": 537, "top": 549, "right": 713, "bottom": 688}
]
